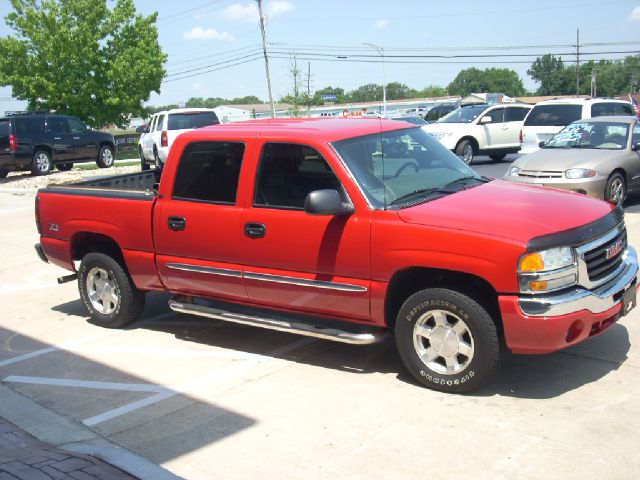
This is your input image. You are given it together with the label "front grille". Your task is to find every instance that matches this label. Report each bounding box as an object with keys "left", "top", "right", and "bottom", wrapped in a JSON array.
[
  {"left": 517, "top": 170, "right": 563, "bottom": 179},
  {"left": 584, "top": 228, "right": 627, "bottom": 283}
]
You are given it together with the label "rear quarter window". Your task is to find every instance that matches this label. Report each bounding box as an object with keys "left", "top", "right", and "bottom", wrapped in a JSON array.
[
  {"left": 523, "top": 104, "right": 582, "bottom": 127},
  {"left": 14, "top": 117, "right": 46, "bottom": 134},
  {"left": 0, "top": 120, "right": 10, "bottom": 137},
  {"left": 591, "top": 103, "right": 635, "bottom": 117},
  {"left": 167, "top": 112, "right": 219, "bottom": 130}
]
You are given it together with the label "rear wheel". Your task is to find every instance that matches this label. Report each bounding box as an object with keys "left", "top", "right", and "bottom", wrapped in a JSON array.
[
  {"left": 140, "top": 147, "right": 150, "bottom": 171},
  {"left": 455, "top": 140, "right": 474, "bottom": 165},
  {"left": 0, "top": 169, "right": 8, "bottom": 179},
  {"left": 57, "top": 163, "right": 73, "bottom": 171},
  {"left": 153, "top": 147, "right": 162, "bottom": 169},
  {"left": 605, "top": 172, "right": 626, "bottom": 205},
  {"left": 78, "top": 252, "right": 145, "bottom": 328},
  {"left": 489, "top": 154, "right": 506, "bottom": 162},
  {"left": 96, "top": 145, "right": 114, "bottom": 168},
  {"left": 395, "top": 288, "right": 500, "bottom": 393},
  {"left": 31, "top": 150, "right": 52, "bottom": 176}
]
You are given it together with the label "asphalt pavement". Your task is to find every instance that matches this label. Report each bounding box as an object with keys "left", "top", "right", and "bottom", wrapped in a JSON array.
[{"left": 0, "top": 178, "right": 639, "bottom": 480}]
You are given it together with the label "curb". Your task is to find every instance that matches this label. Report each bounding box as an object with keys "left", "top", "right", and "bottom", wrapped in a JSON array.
[{"left": 0, "top": 384, "right": 182, "bottom": 480}]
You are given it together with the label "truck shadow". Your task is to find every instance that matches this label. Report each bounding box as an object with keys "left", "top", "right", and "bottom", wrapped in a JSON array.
[{"left": 52, "top": 291, "right": 632, "bottom": 400}]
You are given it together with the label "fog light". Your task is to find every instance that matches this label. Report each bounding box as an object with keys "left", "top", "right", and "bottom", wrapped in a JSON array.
[
  {"left": 566, "top": 320, "right": 584, "bottom": 342},
  {"left": 529, "top": 280, "right": 548, "bottom": 291}
]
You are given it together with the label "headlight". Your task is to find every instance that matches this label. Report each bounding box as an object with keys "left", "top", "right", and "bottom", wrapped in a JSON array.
[
  {"left": 431, "top": 132, "right": 451, "bottom": 141},
  {"left": 565, "top": 168, "right": 597, "bottom": 179},
  {"left": 506, "top": 166, "right": 521, "bottom": 177},
  {"left": 518, "top": 247, "right": 577, "bottom": 293}
]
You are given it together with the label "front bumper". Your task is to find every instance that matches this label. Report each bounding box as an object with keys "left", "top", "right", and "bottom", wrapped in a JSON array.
[
  {"left": 500, "top": 246, "right": 638, "bottom": 354},
  {"left": 506, "top": 174, "right": 608, "bottom": 199}
]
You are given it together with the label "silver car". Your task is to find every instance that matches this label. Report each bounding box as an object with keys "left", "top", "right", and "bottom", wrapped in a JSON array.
[{"left": 504, "top": 116, "right": 640, "bottom": 204}]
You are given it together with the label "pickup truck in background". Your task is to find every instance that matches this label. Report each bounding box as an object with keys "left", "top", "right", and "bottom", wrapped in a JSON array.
[{"left": 35, "top": 118, "right": 638, "bottom": 393}]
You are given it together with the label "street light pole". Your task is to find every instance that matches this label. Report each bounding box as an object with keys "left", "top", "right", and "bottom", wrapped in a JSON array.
[{"left": 362, "top": 42, "right": 386, "bottom": 116}]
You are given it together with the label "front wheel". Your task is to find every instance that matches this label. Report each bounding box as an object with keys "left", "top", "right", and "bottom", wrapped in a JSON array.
[
  {"left": 0, "top": 169, "right": 8, "bottom": 179},
  {"left": 489, "top": 154, "right": 506, "bottom": 162},
  {"left": 605, "top": 172, "right": 626, "bottom": 205},
  {"left": 78, "top": 252, "right": 145, "bottom": 328},
  {"left": 455, "top": 140, "right": 474, "bottom": 165},
  {"left": 395, "top": 288, "right": 500, "bottom": 393},
  {"left": 97, "top": 145, "right": 115, "bottom": 168},
  {"left": 57, "top": 163, "right": 73, "bottom": 171}
]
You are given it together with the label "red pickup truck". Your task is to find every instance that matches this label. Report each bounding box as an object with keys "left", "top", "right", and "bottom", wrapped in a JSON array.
[{"left": 35, "top": 118, "right": 638, "bottom": 393}]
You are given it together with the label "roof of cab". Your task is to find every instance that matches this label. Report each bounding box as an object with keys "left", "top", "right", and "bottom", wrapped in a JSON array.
[{"left": 181, "top": 117, "right": 415, "bottom": 143}]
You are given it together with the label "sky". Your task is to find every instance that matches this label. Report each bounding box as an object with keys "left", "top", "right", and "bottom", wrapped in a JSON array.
[{"left": 1, "top": 0, "right": 640, "bottom": 113}]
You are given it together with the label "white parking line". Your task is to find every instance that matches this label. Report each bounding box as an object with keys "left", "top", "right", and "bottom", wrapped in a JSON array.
[
  {"left": 82, "top": 337, "right": 315, "bottom": 426},
  {"left": 0, "top": 206, "right": 33, "bottom": 214},
  {"left": 68, "top": 345, "right": 264, "bottom": 360},
  {"left": 3, "top": 376, "right": 168, "bottom": 393}
]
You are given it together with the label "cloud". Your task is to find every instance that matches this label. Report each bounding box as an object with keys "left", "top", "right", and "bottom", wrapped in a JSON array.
[
  {"left": 221, "top": 1, "right": 293, "bottom": 23},
  {"left": 629, "top": 6, "right": 640, "bottom": 21},
  {"left": 374, "top": 19, "right": 388, "bottom": 29},
  {"left": 183, "top": 27, "right": 234, "bottom": 41}
]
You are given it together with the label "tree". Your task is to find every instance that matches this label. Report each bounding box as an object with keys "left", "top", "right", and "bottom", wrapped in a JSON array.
[
  {"left": 482, "top": 68, "right": 526, "bottom": 97},
  {"left": 385, "top": 82, "right": 418, "bottom": 100},
  {"left": 419, "top": 85, "right": 448, "bottom": 98},
  {"left": 527, "top": 54, "right": 573, "bottom": 96},
  {"left": 447, "top": 68, "right": 489, "bottom": 97},
  {"left": 348, "top": 83, "right": 383, "bottom": 102},
  {"left": 0, "top": 0, "right": 166, "bottom": 127},
  {"left": 312, "top": 86, "right": 346, "bottom": 105}
]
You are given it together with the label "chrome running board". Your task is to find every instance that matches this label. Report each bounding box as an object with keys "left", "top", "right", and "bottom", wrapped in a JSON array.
[{"left": 168, "top": 295, "right": 388, "bottom": 345}]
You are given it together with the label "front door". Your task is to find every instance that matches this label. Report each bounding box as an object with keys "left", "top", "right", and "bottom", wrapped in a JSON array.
[
  {"left": 67, "top": 117, "right": 96, "bottom": 160},
  {"left": 154, "top": 140, "right": 248, "bottom": 301},
  {"left": 241, "top": 142, "right": 371, "bottom": 321},
  {"left": 46, "top": 116, "right": 73, "bottom": 161}
]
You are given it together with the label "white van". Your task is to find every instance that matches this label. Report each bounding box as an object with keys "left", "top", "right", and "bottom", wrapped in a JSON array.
[
  {"left": 138, "top": 108, "right": 219, "bottom": 169},
  {"left": 520, "top": 98, "right": 635, "bottom": 154}
]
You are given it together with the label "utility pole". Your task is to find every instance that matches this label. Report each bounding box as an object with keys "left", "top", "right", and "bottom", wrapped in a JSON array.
[
  {"left": 591, "top": 69, "right": 597, "bottom": 98},
  {"left": 576, "top": 28, "right": 580, "bottom": 97},
  {"left": 256, "top": 0, "right": 275, "bottom": 118},
  {"left": 306, "top": 62, "right": 312, "bottom": 114}
]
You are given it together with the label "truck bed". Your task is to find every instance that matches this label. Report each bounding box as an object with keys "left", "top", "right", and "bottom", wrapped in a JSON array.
[{"left": 40, "top": 170, "right": 160, "bottom": 200}]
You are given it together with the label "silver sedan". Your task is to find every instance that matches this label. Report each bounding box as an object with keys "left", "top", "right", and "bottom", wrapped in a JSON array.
[{"left": 504, "top": 116, "right": 640, "bottom": 204}]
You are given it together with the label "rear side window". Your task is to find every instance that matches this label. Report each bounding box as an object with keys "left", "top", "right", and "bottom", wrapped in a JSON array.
[
  {"left": 506, "top": 107, "right": 530, "bottom": 122},
  {"left": 591, "top": 103, "right": 635, "bottom": 117},
  {"left": 46, "top": 117, "right": 69, "bottom": 133},
  {"left": 154, "top": 115, "right": 165, "bottom": 132},
  {"left": 167, "top": 112, "right": 219, "bottom": 130},
  {"left": 524, "top": 105, "right": 582, "bottom": 127},
  {"left": 14, "top": 117, "right": 45, "bottom": 134},
  {"left": 172, "top": 141, "right": 244, "bottom": 204}
]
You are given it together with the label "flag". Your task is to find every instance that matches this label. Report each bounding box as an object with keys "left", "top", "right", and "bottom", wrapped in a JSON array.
[{"left": 630, "top": 93, "right": 640, "bottom": 118}]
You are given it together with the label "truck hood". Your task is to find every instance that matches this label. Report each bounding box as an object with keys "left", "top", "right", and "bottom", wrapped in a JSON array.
[
  {"left": 397, "top": 179, "right": 614, "bottom": 245},
  {"left": 512, "top": 147, "right": 624, "bottom": 171}
]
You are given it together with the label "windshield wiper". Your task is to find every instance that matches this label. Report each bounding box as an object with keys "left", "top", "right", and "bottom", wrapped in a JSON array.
[
  {"left": 389, "top": 176, "right": 487, "bottom": 207},
  {"left": 442, "top": 176, "right": 488, "bottom": 189},
  {"left": 570, "top": 144, "right": 592, "bottom": 148}
]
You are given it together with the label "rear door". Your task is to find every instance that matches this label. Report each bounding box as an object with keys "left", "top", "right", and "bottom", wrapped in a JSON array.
[
  {"left": 45, "top": 116, "right": 73, "bottom": 161},
  {"left": 153, "top": 140, "right": 249, "bottom": 301}
]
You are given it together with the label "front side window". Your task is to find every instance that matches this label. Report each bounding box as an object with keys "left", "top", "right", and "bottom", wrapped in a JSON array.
[
  {"left": 631, "top": 123, "right": 640, "bottom": 145},
  {"left": 172, "top": 142, "right": 244, "bottom": 203},
  {"left": 67, "top": 117, "right": 86, "bottom": 133},
  {"left": 254, "top": 143, "right": 343, "bottom": 209},
  {"left": 438, "top": 105, "right": 488, "bottom": 124},
  {"left": 46, "top": 117, "right": 69, "bottom": 134},
  {"left": 480, "top": 108, "right": 504, "bottom": 124},
  {"left": 523, "top": 104, "right": 582, "bottom": 127},
  {"left": 545, "top": 121, "right": 630, "bottom": 150},
  {"left": 334, "top": 127, "right": 484, "bottom": 209}
]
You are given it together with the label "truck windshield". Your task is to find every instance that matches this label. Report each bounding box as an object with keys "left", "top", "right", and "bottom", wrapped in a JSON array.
[{"left": 333, "top": 127, "right": 484, "bottom": 209}]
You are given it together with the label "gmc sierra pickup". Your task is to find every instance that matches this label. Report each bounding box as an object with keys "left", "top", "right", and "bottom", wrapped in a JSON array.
[{"left": 34, "top": 118, "right": 638, "bottom": 393}]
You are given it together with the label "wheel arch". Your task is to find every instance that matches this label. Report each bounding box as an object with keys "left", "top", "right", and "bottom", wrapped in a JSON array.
[
  {"left": 384, "top": 267, "right": 502, "bottom": 334},
  {"left": 455, "top": 136, "right": 479, "bottom": 153},
  {"left": 71, "top": 232, "right": 125, "bottom": 268}
]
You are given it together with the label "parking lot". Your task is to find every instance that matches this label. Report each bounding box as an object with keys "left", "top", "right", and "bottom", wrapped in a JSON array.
[{"left": 1, "top": 179, "right": 640, "bottom": 480}]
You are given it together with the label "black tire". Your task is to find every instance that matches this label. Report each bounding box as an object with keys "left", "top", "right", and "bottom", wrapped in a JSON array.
[
  {"left": 455, "top": 139, "right": 474, "bottom": 165},
  {"left": 395, "top": 288, "right": 500, "bottom": 393},
  {"left": 605, "top": 172, "right": 626, "bottom": 205},
  {"left": 97, "top": 145, "right": 115, "bottom": 168},
  {"left": 0, "top": 169, "right": 8, "bottom": 179},
  {"left": 153, "top": 147, "right": 162, "bottom": 169},
  {"left": 489, "top": 154, "right": 506, "bottom": 162},
  {"left": 31, "top": 150, "right": 52, "bottom": 176},
  {"left": 140, "top": 147, "right": 150, "bottom": 171},
  {"left": 57, "top": 163, "right": 73, "bottom": 171},
  {"left": 78, "top": 252, "right": 145, "bottom": 328}
]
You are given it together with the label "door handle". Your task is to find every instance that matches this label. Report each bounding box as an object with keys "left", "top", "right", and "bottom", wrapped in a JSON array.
[
  {"left": 54, "top": 137, "right": 61, "bottom": 140},
  {"left": 73, "top": 136, "right": 80, "bottom": 140},
  {"left": 168, "top": 216, "right": 186, "bottom": 231},
  {"left": 244, "top": 222, "right": 266, "bottom": 238}
]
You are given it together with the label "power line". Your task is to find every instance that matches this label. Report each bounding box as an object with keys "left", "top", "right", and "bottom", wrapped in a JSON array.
[
  {"left": 166, "top": 51, "right": 264, "bottom": 78},
  {"left": 268, "top": 49, "right": 639, "bottom": 59},
  {"left": 163, "top": 55, "right": 263, "bottom": 83}
]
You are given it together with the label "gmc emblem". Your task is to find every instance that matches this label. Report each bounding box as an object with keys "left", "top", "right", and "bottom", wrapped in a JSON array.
[{"left": 605, "top": 239, "right": 624, "bottom": 260}]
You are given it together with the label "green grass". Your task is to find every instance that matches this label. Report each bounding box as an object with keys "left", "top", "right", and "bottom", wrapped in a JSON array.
[{"left": 74, "top": 160, "right": 139, "bottom": 170}]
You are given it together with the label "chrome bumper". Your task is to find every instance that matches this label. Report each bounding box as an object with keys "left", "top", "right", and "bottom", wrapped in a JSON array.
[{"left": 519, "top": 246, "right": 638, "bottom": 317}]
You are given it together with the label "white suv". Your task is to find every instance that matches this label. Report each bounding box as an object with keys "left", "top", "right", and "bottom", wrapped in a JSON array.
[
  {"left": 138, "top": 108, "right": 219, "bottom": 169},
  {"left": 422, "top": 103, "right": 531, "bottom": 164},
  {"left": 520, "top": 98, "right": 635, "bottom": 154}
]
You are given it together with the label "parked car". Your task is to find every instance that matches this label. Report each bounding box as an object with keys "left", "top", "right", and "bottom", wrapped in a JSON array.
[
  {"left": 0, "top": 111, "right": 115, "bottom": 177},
  {"left": 505, "top": 116, "right": 640, "bottom": 204},
  {"left": 520, "top": 98, "right": 635, "bottom": 155},
  {"left": 138, "top": 108, "right": 219, "bottom": 170},
  {"left": 391, "top": 115, "right": 427, "bottom": 125},
  {"left": 423, "top": 103, "right": 458, "bottom": 122},
  {"left": 422, "top": 103, "right": 531, "bottom": 164},
  {"left": 35, "top": 118, "right": 638, "bottom": 393}
]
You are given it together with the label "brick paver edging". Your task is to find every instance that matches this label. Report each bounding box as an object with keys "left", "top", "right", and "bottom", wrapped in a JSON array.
[{"left": 0, "top": 418, "right": 136, "bottom": 480}]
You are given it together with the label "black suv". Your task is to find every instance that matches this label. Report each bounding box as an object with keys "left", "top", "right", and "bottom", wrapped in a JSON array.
[{"left": 0, "top": 111, "right": 116, "bottom": 177}]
